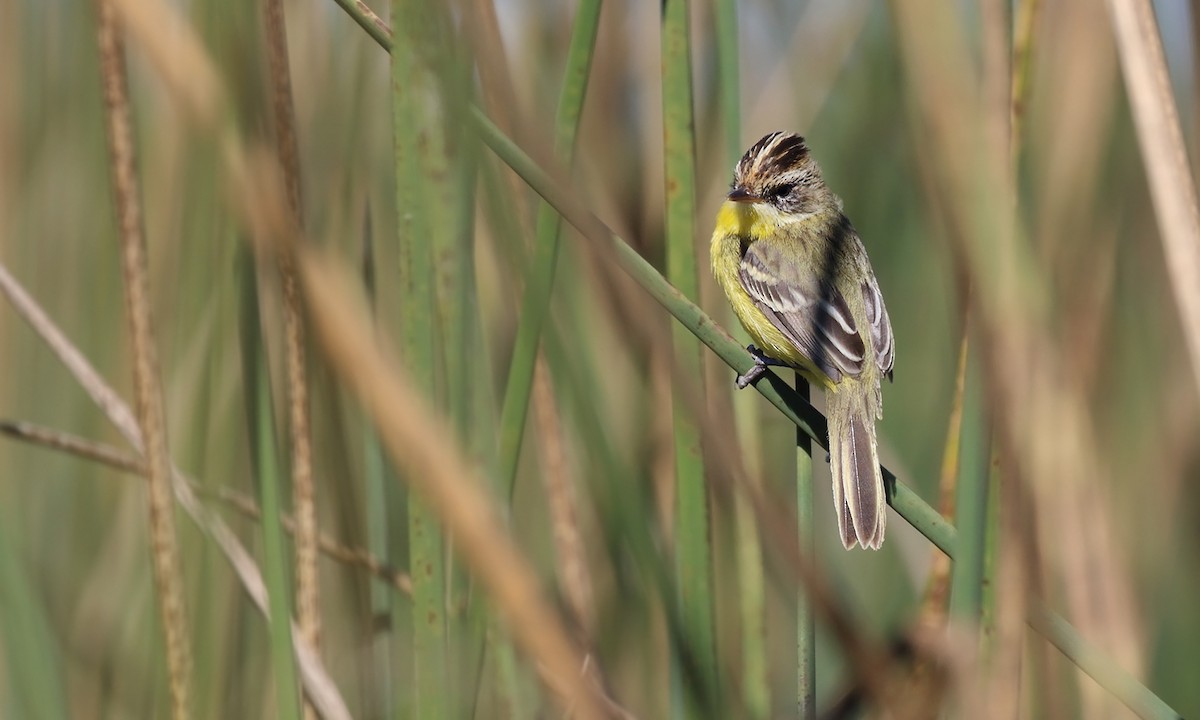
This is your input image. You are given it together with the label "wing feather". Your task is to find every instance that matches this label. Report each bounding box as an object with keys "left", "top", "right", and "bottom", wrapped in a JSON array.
[
  {"left": 738, "top": 242, "right": 866, "bottom": 382},
  {"left": 862, "top": 278, "right": 895, "bottom": 380}
]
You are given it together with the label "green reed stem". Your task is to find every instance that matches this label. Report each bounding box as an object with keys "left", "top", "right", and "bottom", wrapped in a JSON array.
[
  {"left": 238, "top": 258, "right": 302, "bottom": 720},
  {"left": 496, "top": 0, "right": 603, "bottom": 497},
  {"left": 662, "top": 0, "right": 718, "bottom": 712},
  {"left": 712, "top": 3, "right": 769, "bottom": 717},
  {"left": 391, "top": 9, "right": 447, "bottom": 712},
  {"left": 794, "top": 373, "right": 815, "bottom": 720},
  {"left": 713, "top": 0, "right": 741, "bottom": 165},
  {"left": 360, "top": 211, "right": 394, "bottom": 716},
  {"left": 980, "top": 443, "right": 1002, "bottom": 647},
  {"left": 949, "top": 353, "right": 989, "bottom": 622}
]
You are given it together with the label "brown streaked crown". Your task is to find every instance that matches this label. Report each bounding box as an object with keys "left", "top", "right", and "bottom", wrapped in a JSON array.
[{"left": 730, "top": 132, "right": 831, "bottom": 215}]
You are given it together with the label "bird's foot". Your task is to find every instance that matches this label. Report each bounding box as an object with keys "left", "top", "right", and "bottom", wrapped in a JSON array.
[{"left": 735, "top": 345, "right": 785, "bottom": 389}]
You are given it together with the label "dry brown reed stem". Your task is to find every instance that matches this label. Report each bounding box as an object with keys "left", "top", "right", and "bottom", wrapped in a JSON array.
[
  {"left": 261, "top": 0, "right": 320, "bottom": 702},
  {"left": 1105, "top": 0, "right": 1200, "bottom": 401},
  {"left": 532, "top": 356, "right": 596, "bottom": 639},
  {"left": 0, "top": 420, "right": 416, "bottom": 596},
  {"left": 0, "top": 420, "right": 146, "bottom": 474},
  {"left": 1035, "top": 0, "right": 1117, "bottom": 393},
  {"left": 890, "top": 1, "right": 1145, "bottom": 715},
  {"left": 295, "top": 250, "right": 609, "bottom": 720},
  {"left": 95, "top": 2, "right": 192, "bottom": 716}
]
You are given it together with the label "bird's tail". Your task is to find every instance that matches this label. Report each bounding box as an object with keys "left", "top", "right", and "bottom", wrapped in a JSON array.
[{"left": 827, "top": 381, "right": 886, "bottom": 550}]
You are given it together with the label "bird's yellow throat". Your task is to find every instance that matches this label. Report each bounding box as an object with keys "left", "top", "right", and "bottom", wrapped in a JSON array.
[{"left": 713, "top": 199, "right": 780, "bottom": 242}]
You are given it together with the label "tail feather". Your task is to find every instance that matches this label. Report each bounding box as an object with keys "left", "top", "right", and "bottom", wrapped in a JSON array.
[
  {"left": 829, "top": 388, "right": 886, "bottom": 550},
  {"left": 832, "top": 469, "right": 858, "bottom": 549}
]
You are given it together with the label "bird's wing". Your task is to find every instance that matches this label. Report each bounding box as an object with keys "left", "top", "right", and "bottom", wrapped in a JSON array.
[
  {"left": 862, "top": 276, "right": 894, "bottom": 380},
  {"left": 738, "top": 240, "right": 866, "bottom": 382}
]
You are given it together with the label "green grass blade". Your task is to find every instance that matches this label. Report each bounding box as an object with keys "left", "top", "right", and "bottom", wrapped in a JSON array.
[
  {"left": 237, "top": 256, "right": 302, "bottom": 720},
  {"left": 496, "top": 0, "right": 602, "bottom": 497},
  {"left": 662, "top": 0, "right": 718, "bottom": 712}
]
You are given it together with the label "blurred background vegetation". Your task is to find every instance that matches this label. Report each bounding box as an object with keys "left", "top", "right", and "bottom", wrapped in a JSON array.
[{"left": 0, "top": 0, "right": 1197, "bottom": 717}]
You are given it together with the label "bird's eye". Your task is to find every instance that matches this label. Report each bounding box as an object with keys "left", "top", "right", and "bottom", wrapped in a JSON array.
[{"left": 770, "top": 182, "right": 796, "bottom": 199}]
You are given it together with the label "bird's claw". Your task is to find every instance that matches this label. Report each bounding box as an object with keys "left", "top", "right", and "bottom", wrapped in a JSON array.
[{"left": 735, "top": 345, "right": 779, "bottom": 389}]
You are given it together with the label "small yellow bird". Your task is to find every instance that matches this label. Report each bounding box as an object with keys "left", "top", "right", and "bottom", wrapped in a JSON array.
[{"left": 711, "top": 132, "right": 895, "bottom": 549}]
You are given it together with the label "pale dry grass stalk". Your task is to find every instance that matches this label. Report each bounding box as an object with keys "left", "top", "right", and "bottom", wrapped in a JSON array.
[
  {"left": 1192, "top": 6, "right": 1200, "bottom": 177},
  {"left": 94, "top": 2, "right": 192, "bottom": 715},
  {"left": 295, "top": 250, "right": 611, "bottom": 720},
  {"left": 0, "top": 420, "right": 415, "bottom": 596},
  {"left": 1035, "top": 0, "right": 1117, "bottom": 393},
  {"left": 532, "top": 356, "right": 596, "bottom": 639},
  {"left": 1104, "top": 0, "right": 1200, "bottom": 402},
  {"left": 261, "top": 0, "right": 321, "bottom": 707},
  {"left": 109, "top": 0, "right": 220, "bottom": 130}
]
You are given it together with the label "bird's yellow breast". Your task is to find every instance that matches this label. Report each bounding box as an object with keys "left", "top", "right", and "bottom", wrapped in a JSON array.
[{"left": 710, "top": 201, "right": 836, "bottom": 388}]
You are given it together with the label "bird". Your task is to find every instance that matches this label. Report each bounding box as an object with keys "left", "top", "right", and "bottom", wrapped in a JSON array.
[{"left": 710, "top": 131, "right": 895, "bottom": 549}]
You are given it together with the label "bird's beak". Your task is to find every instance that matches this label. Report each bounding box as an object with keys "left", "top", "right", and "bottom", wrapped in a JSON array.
[{"left": 727, "top": 186, "right": 762, "bottom": 204}]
